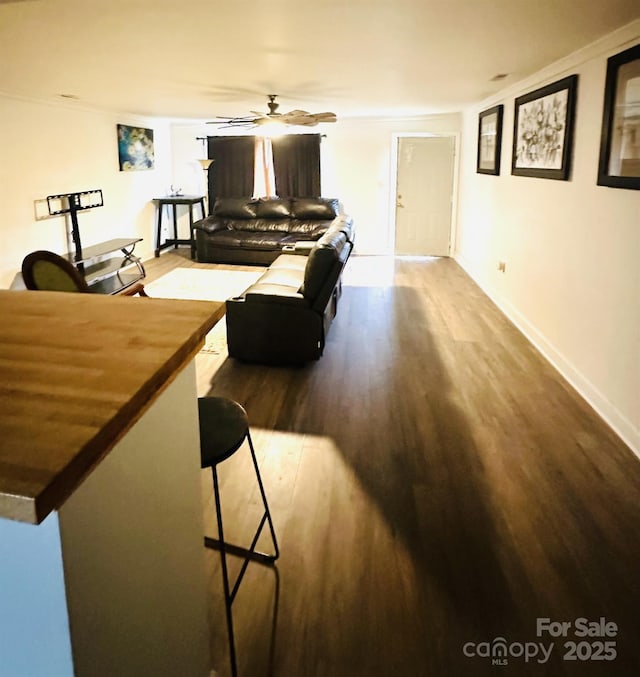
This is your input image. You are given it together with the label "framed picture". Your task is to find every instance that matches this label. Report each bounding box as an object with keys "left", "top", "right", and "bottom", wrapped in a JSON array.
[
  {"left": 511, "top": 75, "right": 578, "bottom": 180},
  {"left": 597, "top": 43, "right": 640, "bottom": 190},
  {"left": 117, "top": 124, "right": 155, "bottom": 171},
  {"left": 477, "top": 105, "right": 504, "bottom": 175}
]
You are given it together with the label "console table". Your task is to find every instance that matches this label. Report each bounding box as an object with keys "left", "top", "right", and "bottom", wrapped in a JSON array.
[
  {"left": 154, "top": 195, "right": 205, "bottom": 259},
  {"left": 0, "top": 290, "right": 225, "bottom": 676}
]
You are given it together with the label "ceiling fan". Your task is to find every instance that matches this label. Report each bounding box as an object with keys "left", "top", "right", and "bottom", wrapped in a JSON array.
[{"left": 208, "top": 95, "right": 337, "bottom": 128}]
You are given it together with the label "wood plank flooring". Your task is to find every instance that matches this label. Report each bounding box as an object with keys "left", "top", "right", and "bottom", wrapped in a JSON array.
[{"left": 144, "top": 251, "right": 640, "bottom": 677}]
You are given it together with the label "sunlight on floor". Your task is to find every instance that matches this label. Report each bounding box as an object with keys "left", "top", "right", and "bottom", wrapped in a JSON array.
[
  {"left": 342, "top": 255, "right": 397, "bottom": 288},
  {"left": 228, "top": 427, "right": 413, "bottom": 565},
  {"left": 343, "top": 254, "right": 443, "bottom": 288}
]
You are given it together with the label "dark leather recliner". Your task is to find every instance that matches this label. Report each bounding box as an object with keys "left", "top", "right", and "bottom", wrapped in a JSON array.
[{"left": 225, "top": 226, "right": 353, "bottom": 364}]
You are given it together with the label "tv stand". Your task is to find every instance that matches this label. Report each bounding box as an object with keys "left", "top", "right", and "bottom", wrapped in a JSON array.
[
  {"left": 64, "top": 237, "right": 145, "bottom": 295},
  {"left": 47, "top": 190, "right": 145, "bottom": 295}
]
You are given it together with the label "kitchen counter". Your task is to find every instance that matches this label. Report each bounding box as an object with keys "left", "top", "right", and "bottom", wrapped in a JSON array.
[
  {"left": 0, "top": 288, "right": 224, "bottom": 677},
  {"left": 0, "top": 288, "right": 224, "bottom": 524}
]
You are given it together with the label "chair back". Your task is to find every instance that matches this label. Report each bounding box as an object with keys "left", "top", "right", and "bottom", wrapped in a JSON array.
[{"left": 21, "top": 250, "right": 90, "bottom": 293}]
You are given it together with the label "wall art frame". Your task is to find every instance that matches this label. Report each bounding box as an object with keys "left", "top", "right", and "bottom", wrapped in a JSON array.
[
  {"left": 511, "top": 74, "right": 578, "bottom": 180},
  {"left": 597, "top": 43, "right": 640, "bottom": 190},
  {"left": 477, "top": 104, "right": 504, "bottom": 175},
  {"left": 117, "top": 124, "right": 155, "bottom": 171}
]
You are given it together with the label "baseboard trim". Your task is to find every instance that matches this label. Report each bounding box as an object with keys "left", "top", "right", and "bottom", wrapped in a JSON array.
[{"left": 454, "top": 253, "right": 640, "bottom": 460}]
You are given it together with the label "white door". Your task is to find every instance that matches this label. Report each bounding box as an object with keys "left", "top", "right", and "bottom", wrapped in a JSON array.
[{"left": 395, "top": 136, "right": 455, "bottom": 256}]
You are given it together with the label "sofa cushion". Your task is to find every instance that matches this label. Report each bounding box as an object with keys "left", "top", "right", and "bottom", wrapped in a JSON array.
[
  {"left": 193, "top": 215, "right": 226, "bottom": 234},
  {"left": 290, "top": 198, "right": 339, "bottom": 220},
  {"left": 214, "top": 198, "right": 258, "bottom": 219},
  {"left": 229, "top": 218, "right": 291, "bottom": 233},
  {"left": 289, "top": 219, "right": 332, "bottom": 236},
  {"left": 256, "top": 266, "right": 305, "bottom": 290},
  {"left": 207, "top": 229, "right": 293, "bottom": 251},
  {"left": 255, "top": 198, "right": 292, "bottom": 219},
  {"left": 270, "top": 254, "right": 308, "bottom": 272},
  {"left": 300, "top": 230, "right": 347, "bottom": 300}
]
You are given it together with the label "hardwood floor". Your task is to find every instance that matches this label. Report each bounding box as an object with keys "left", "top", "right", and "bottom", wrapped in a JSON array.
[{"left": 145, "top": 251, "right": 640, "bottom": 677}]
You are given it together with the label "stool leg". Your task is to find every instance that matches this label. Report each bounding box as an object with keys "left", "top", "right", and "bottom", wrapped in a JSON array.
[
  {"left": 212, "top": 466, "right": 238, "bottom": 677},
  {"left": 246, "top": 431, "right": 280, "bottom": 562},
  {"left": 204, "top": 434, "right": 279, "bottom": 565}
]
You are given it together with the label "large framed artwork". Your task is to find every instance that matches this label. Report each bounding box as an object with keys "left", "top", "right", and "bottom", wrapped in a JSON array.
[
  {"left": 477, "top": 105, "right": 504, "bottom": 175},
  {"left": 597, "top": 43, "right": 640, "bottom": 190},
  {"left": 511, "top": 75, "right": 578, "bottom": 180},
  {"left": 117, "top": 124, "right": 155, "bottom": 171}
]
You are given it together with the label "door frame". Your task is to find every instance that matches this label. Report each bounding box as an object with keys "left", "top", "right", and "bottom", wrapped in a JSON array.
[{"left": 388, "top": 132, "right": 460, "bottom": 256}]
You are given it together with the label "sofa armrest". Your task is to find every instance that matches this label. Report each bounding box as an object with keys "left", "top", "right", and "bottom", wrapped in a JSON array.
[
  {"left": 300, "top": 231, "right": 348, "bottom": 300},
  {"left": 331, "top": 214, "right": 355, "bottom": 243},
  {"left": 193, "top": 215, "right": 226, "bottom": 234},
  {"left": 294, "top": 241, "right": 316, "bottom": 253}
]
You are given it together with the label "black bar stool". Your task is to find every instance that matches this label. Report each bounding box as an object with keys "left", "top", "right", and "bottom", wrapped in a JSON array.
[{"left": 198, "top": 397, "right": 280, "bottom": 677}]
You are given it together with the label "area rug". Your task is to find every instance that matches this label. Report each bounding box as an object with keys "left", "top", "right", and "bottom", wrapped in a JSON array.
[
  {"left": 144, "top": 267, "right": 263, "bottom": 303},
  {"left": 145, "top": 267, "right": 263, "bottom": 354}
]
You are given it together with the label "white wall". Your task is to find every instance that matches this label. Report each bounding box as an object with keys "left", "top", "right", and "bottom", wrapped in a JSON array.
[
  {"left": 456, "top": 22, "right": 640, "bottom": 454},
  {"left": 169, "top": 124, "right": 215, "bottom": 211},
  {"left": 0, "top": 95, "right": 173, "bottom": 288},
  {"left": 170, "top": 114, "right": 461, "bottom": 255}
]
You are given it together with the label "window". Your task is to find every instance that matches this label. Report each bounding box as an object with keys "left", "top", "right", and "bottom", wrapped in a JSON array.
[{"left": 207, "top": 134, "right": 321, "bottom": 205}]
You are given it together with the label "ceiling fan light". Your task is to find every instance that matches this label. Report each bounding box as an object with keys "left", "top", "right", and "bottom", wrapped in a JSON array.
[{"left": 257, "top": 119, "right": 288, "bottom": 138}]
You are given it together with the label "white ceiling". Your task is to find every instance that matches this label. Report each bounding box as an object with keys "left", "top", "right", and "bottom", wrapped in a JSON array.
[{"left": 1, "top": 0, "right": 639, "bottom": 122}]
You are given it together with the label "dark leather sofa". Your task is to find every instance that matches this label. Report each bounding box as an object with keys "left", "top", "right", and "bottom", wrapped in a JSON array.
[
  {"left": 193, "top": 196, "right": 349, "bottom": 265},
  {"left": 225, "top": 222, "right": 354, "bottom": 365}
]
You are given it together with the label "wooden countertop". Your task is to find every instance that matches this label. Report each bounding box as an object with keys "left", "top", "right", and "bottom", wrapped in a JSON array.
[{"left": 0, "top": 290, "right": 225, "bottom": 524}]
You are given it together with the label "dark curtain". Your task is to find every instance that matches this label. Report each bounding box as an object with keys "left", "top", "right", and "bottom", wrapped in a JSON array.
[
  {"left": 272, "top": 134, "right": 321, "bottom": 198},
  {"left": 206, "top": 136, "right": 254, "bottom": 213}
]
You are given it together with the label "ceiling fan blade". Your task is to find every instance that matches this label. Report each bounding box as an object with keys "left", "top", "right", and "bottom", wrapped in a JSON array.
[
  {"left": 284, "top": 111, "right": 337, "bottom": 123},
  {"left": 211, "top": 115, "right": 256, "bottom": 122},
  {"left": 206, "top": 118, "right": 257, "bottom": 126},
  {"left": 281, "top": 111, "right": 310, "bottom": 120},
  {"left": 313, "top": 112, "right": 337, "bottom": 122},
  {"left": 282, "top": 115, "right": 317, "bottom": 126}
]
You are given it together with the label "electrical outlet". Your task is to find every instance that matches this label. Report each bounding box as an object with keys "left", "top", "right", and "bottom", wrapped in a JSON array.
[{"left": 498, "top": 261, "right": 506, "bottom": 272}]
